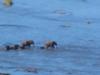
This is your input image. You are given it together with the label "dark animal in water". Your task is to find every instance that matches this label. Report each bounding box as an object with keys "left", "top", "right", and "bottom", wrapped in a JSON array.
[
  {"left": 40, "top": 41, "right": 57, "bottom": 49},
  {"left": 5, "top": 44, "right": 20, "bottom": 50},
  {"left": 20, "top": 40, "right": 34, "bottom": 49}
]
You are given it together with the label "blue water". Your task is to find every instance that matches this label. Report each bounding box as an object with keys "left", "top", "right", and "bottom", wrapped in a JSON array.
[{"left": 0, "top": 0, "right": 100, "bottom": 75}]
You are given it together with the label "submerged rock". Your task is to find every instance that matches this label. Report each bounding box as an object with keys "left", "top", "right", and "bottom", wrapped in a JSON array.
[{"left": 0, "top": 73, "right": 10, "bottom": 75}]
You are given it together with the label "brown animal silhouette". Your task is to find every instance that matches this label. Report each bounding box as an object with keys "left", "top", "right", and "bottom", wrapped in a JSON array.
[
  {"left": 20, "top": 40, "right": 34, "bottom": 49},
  {"left": 40, "top": 41, "right": 57, "bottom": 49},
  {"left": 3, "top": 0, "right": 13, "bottom": 6}
]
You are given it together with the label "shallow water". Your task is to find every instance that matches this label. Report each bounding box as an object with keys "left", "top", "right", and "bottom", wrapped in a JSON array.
[
  {"left": 0, "top": 45, "right": 99, "bottom": 75},
  {"left": 0, "top": 0, "right": 100, "bottom": 75}
]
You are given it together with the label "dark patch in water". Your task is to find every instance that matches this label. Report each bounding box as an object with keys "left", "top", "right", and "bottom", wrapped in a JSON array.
[
  {"left": 60, "top": 25, "right": 71, "bottom": 29},
  {"left": 0, "top": 73, "right": 10, "bottom": 75},
  {"left": 0, "top": 24, "right": 32, "bottom": 29},
  {"left": 31, "top": 15, "right": 66, "bottom": 22}
]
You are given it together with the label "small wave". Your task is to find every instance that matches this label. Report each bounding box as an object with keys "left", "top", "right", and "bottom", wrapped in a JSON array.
[{"left": 0, "top": 24, "right": 32, "bottom": 29}]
